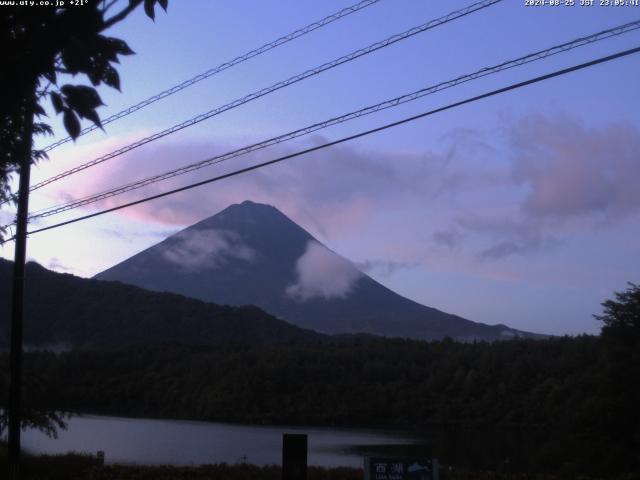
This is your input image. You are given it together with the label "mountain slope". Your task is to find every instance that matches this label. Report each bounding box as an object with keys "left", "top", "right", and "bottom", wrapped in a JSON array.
[
  {"left": 96, "top": 201, "right": 539, "bottom": 341},
  {"left": 0, "top": 258, "right": 323, "bottom": 349}
]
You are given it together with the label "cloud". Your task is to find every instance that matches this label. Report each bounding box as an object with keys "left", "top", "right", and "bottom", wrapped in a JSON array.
[
  {"left": 453, "top": 215, "right": 563, "bottom": 261},
  {"left": 286, "top": 240, "right": 361, "bottom": 301},
  {"left": 509, "top": 115, "right": 640, "bottom": 221},
  {"left": 100, "top": 227, "right": 180, "bottom": 244},
  {"left": 48, "top": 257, "right": 75, "bottom": 273},
  {"left": 432, "top": 227, "right": 466, "bottom": 250},
  {"left": 478, "top": 236, "right": 562, "bottom": 261},
  {"left": 426, "top": 115, "right": 640, "bottom": 262},
  {"left": 34, "top": 114, "right": 640, "bottom": 272},
  {"left": 41, "top": 133, "right": 467, "bottom": 240},
  {"left": 161, "top": 228, "right": 255, "bottom": 271},
  {"left": 355, "top": 258, "right": 413, "bottom": 277}
]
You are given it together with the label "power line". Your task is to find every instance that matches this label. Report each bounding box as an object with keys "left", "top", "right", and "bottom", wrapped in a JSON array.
[
  {"left": 25, "top": 19, "right": 640, "bottom": 221},
  {"left": 4, "top": 45, "right": 637, "bottom": 243},
  {"left": 40, "top": 0, "right": 383, "bottom": 152},
  {"left": 25, "top": 0, "right": 503, "bottom": 194}
]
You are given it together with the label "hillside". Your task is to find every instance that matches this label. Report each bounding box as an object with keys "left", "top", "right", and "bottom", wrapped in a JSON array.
[{"left": 0, "top": 258, "right": 323, "bottom": 349}]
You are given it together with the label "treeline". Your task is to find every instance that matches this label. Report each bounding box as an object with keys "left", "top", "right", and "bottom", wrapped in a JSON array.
[
  {"left": 2, "top": 334, "right": 638, "bottom": 476},
  {"left": 0, "top": 259, "right": 323, "bottom": 348}
]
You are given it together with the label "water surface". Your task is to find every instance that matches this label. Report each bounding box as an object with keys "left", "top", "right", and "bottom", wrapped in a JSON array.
[{"left": 22, "top": 415, "right": 420, "bottom": 467}]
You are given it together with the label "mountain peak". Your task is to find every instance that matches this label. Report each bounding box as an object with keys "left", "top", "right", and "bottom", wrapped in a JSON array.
[
  {"left": 240, "top": 199, "right": 269, "bottom": 207},
  {"left": 189, "top": 200, "right": 309, "bottom": 240},
  {"left": 226, "top": 200, "right": 284, "bottom": 218},
  {"left": 96, "top": 201, "right": 542, "bottom": 341},
  {"left": 195, "top": 200, "right": 285, "bottom": 222},
  {"left": 232, "top": 199, "right": 275, "bottom": 210}
]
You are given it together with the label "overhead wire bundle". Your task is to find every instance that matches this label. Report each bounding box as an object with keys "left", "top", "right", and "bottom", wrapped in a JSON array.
[
  {"left": 1, "top": 0, "right": 385, "bottom": 207},
  {"left": 41, "top": 0, "right": 384, "bottom": 152},
  {"left": 24, "top": 20, "right": 640, "bottom": 223},
  {"left": 23, "top": 0, "right": 505, "bottom": 194},
  {"left": 6, "top": 44, "right": 638, "bottom": 241},
  {"left": 2, "top": 0, "right": 639, "bottom": 242}
]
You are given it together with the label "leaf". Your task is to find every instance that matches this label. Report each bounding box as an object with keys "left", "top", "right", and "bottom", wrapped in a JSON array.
[
  {"left": 61, "top": 85, "right": 104, "bottom": 111},
  {"left": 32, "top": 150, "right": 49, "bottom": 162},
  {"left": 83, "top": 109, "right": 103, "bottom": 130},
  {"left": 50, "top": 92, "right": 64, "bottom": 113},
  {"left": 60, "top": 85, "right": 105, "bottom": 130},
  {"left": 60, "top": 39, "right": 91, "bottom": 74},
  {"left": 102, "top": 65, "right": 121, "bottom": 91},
  {"left": 33, "top": 123, "right": 54, "bottom": 136},
  {"left": 33, "top": 103, "right": 47, "bottom": 118},
  {"left": 144, "top": 0, "right": 155, "bottom": 20},
  {"left": 43, "top": 68, "right": 57, "bottom": 85},
  {"left": 105, "top": 37, "right": 135, "bottom": 56},
  {"left": 63, "top": 109, "right": 81, "bottom": 140},
  {"left": 87, "top": 69, "right": 101, "bottom": 86},
  {"left": 158, "top": 0, "right": 168, "bottom": 11},
  {"left": 95, "top": 35, "right": 120, "bottom": 63}
]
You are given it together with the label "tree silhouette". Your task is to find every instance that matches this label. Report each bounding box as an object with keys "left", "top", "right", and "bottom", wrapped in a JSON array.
[
  {"left": 0, "top": 0, "right": 169, "bottom": 458},
  {"left": 594, "top": 282, "right": 640, "bottom": 334},
  {"left": 594, "top": 282, "right": 640, "bottom": 473},
  {"left": 0, "top": 0, "right": 168, "bottom": 226}
]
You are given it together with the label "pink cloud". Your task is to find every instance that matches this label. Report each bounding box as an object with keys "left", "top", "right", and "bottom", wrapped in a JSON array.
[
  {"left": 41, "top": 133, "right": 463, "bottom": 240},
  {"left": 425, "top": 114, "right": 640, "bottom": 263},
  {"left": 32, "top": 114, "right": 640, "bottom": 272},
  {"left": 510, "top": 114, "right": 640, "bottom": 220}
]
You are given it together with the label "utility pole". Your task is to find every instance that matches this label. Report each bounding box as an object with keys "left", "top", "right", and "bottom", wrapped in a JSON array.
[{"left": 8, "top": 90, "right": 35, "bottom": 480}]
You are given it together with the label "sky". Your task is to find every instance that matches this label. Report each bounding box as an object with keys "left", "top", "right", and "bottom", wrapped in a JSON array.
[{"left": 2, "top": 0, "right": 640, "bottom": 336}]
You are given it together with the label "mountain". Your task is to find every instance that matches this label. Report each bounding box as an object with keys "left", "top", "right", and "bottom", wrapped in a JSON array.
[
  {"left": 0, "top": 258, "right": 323, "bottom": 349},
  {"left": 96, "top": 201, "right": 539, "bottom": 341}
]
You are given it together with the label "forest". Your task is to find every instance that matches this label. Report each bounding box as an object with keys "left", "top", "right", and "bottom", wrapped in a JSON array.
[
  {"left": 1, "top": 330, "right": 638, "bottom": 477},
  {"left": 0, "top": 259, "right": 322, "bottom": 348},
  {"left": 1, "top": 283, "right": 638, "bottom": 477}
]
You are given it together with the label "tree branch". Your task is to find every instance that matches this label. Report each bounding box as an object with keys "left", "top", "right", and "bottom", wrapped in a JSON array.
[
  {"left": 103, "top": 0, "right": 122, "bottom": 15},
  {"left": 36, "top": 82, "right": 52, "bottom": 99},
  {"left": 102, "top": 0, "right": 143, "bottom": 30}
]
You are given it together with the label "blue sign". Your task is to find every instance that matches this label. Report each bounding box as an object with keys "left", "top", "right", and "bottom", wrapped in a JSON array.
[{"left": 364, "top": 457, "right": 439, "bottom": 480}]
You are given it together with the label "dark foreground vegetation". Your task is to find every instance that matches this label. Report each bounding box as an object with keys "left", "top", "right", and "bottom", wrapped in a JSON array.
[
  {"left": 1, "top": 283, "right": 638, "bottom": 478},
  {"left": 1, "top": 447, "right": 359, "bottom": 480},
  {"left": 1, "top": 446, "right": 638, "bottom": 480},
  {"left": 1, "top": 331, "right": 638, "bottom": 478},
  {"left": 0, "top": 259, "right": 323, "bottom": 348}
]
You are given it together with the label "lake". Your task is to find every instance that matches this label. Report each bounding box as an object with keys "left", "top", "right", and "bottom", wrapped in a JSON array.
[{"left": 21, "top": 415, "right": 422, "bottom": 467}]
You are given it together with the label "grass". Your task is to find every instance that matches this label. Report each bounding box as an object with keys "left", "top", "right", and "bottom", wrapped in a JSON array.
[
  {"left": 2, "top": 444, "right": 639, "bottom": 480},
  {"left": 93, "top": 464, "right": 362, "bottom": 480}
]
